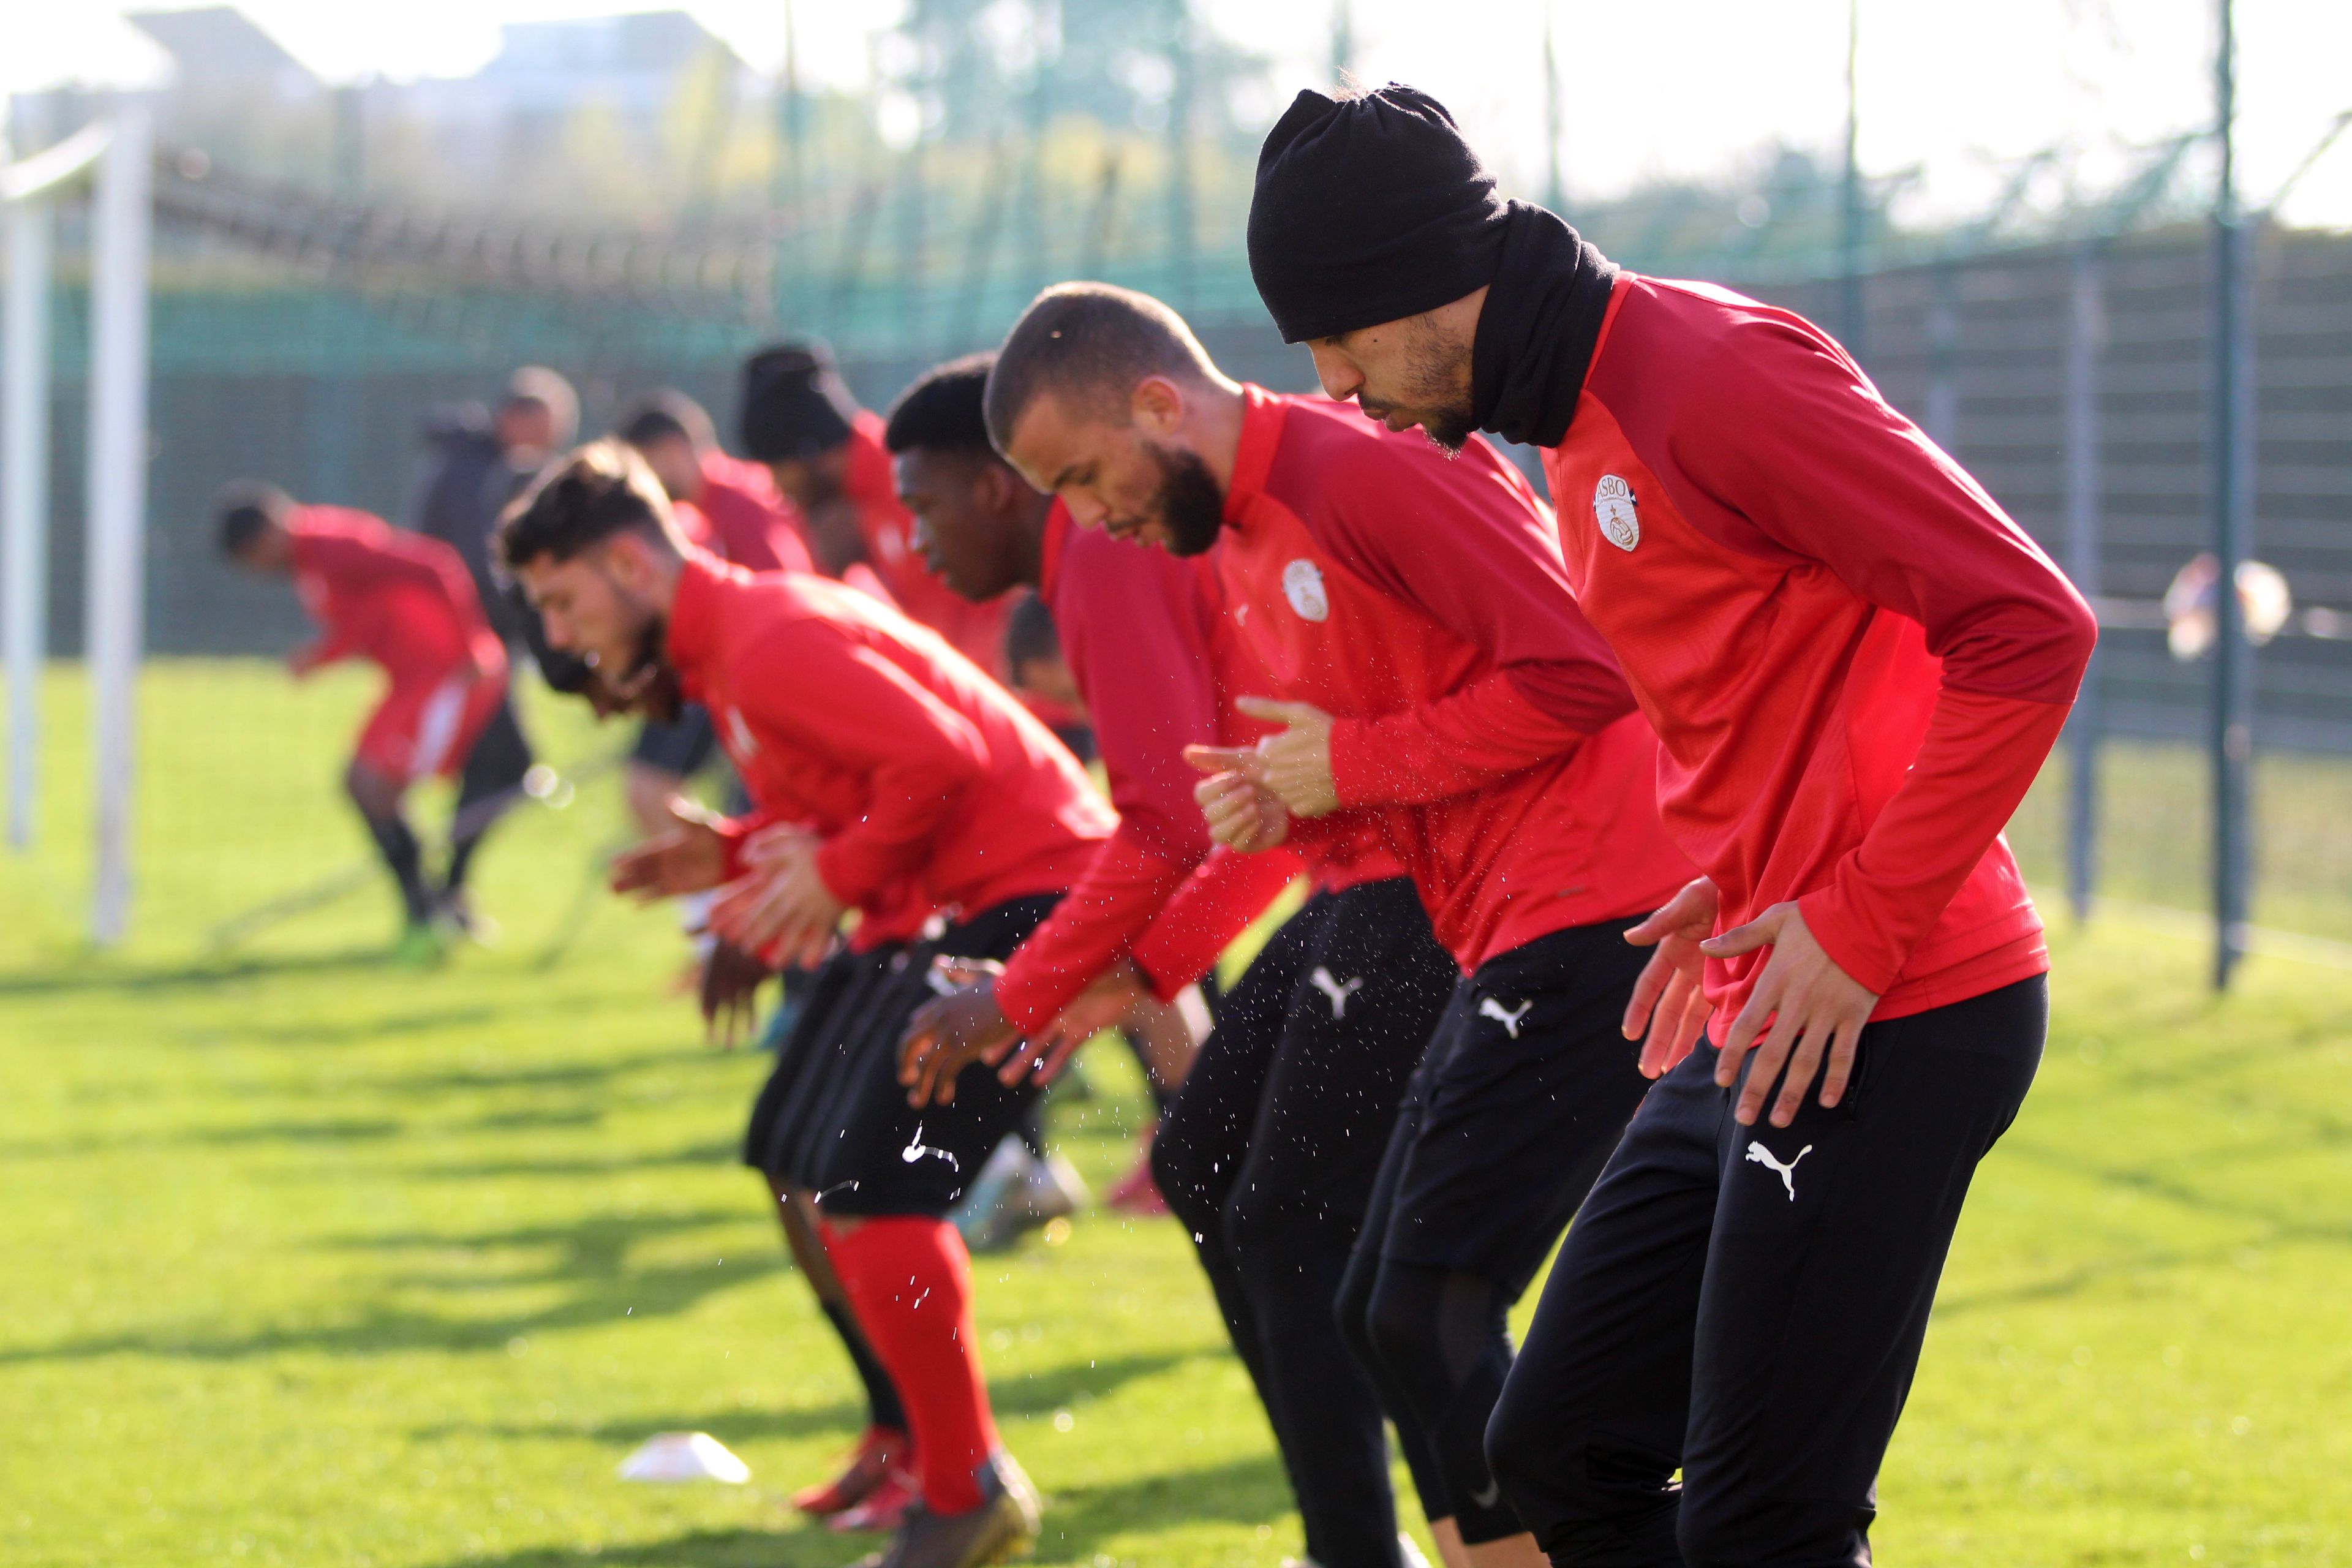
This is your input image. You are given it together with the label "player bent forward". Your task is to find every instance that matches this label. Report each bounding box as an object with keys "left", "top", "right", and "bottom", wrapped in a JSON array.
[{"left": 498, "top": 441, "right": 1117, "bottom": 1568}]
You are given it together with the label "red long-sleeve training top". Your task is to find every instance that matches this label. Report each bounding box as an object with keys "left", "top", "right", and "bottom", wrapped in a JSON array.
[
  {"left": 288, "top": 506, "right": 503, "bottom": 685},
  {"left": 1542, "top": 276, "right": 2098, "bottom": 1025},
  {"left": 665, "top": 553, "right": 1114, "bottom": 949},
  {"left": 1209, "top": 387, "right": 1695, "bottom": 974},
  {"left": 677, "top": 450, "right": 815, "bottom": 575},
  {"left": 990, "top": 503, "right": 1301, "bottom": 1031},
  {"left": 842, "top": 412, "right": 1016, "bottom": 677}
]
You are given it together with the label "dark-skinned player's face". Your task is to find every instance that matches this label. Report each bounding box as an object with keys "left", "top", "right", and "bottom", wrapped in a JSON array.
[
  {"left": 894, "top": 447, "right": 1028, "bottom": 602},
  {"left": 1001, "top": 388, "right": 1224, "bottom": 558}
]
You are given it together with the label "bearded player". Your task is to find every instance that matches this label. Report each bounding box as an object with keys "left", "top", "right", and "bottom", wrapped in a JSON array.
[
  {"left": 986, "top": 283, "right": 1694, "bottom": 1568},
  {"left": 1248, "top": 83, "right": 2098, "bottom": 1568},
  {"left": 499, "top": 442, "right": 1115, "bottom": 1567}
]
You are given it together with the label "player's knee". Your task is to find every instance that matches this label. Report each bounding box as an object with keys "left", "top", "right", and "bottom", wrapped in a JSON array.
[
  {"left": 1359, "top": 1265, "right": 1434, "bottom": 1387},
  {"left": 344, "top": 759, "right": 401, "bottom": 819},
  {"left": 1482, "top": 1368, "right": 1552, "bottom": 1507}
]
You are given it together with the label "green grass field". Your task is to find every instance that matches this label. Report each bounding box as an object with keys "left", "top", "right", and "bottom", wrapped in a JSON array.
[{"left": 2, "top": 663, "right": 2349, "bottom": 1567}]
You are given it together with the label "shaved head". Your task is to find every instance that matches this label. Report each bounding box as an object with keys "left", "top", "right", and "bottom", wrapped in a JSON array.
[{"left": 984, "top": 282, "right": 1221, "bottom": 452}]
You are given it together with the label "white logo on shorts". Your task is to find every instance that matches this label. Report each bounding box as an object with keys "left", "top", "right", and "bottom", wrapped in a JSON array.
[
  {"left": 1478, "top": 997, "right": 1533, "bottom": 1039},
  {"left": 1308, "top": 967, "right": 1364, "bottom": 1019},
  {"left": 1281, "top": 558, "right": 1330, "bottom": 622},
  {"left": 1594, "top": 475, "right": 1640, "bottom": 552},
  {"left": 1744, "top": 1140, "right": 1813, "bottom": 1200}
]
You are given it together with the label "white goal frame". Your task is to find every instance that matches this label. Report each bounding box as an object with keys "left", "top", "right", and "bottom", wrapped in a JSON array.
[{"left": 3, "top": 100, "right": 152, "bottom": 944}]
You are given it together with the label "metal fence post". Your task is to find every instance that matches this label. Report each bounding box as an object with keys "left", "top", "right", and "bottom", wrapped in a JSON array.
[
  {"left": 2064, "top": 244, "right": 2105, "bottom": 922},
  {"left": 2209, "top": 0, "right": 2252, "bottom": 987}
]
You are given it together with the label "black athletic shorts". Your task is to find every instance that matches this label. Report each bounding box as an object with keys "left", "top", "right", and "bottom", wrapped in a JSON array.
[
  {"left": 630, "top": 703, "right": 718, "bottom": 776},
  {"left": 741, "top": 892, "right": 1063, "bottom": 1218},
  {"left": 1365, "top": 917, "right": 1654, "bottom": 1281}
]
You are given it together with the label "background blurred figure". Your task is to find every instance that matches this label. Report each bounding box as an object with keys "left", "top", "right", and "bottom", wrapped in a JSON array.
[
  {"left": 216, "top": 483, "right": 524, "bottom": 959},
  {"left": 736, "top": 341, "right": 1017, "bottom": 679}
]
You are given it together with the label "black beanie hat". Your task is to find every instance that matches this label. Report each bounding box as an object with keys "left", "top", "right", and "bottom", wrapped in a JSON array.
[
  {"left": 1248, "top": 83, "right": 1511, "bottom": 344},
  {"left": 738, "top": 342, "right": 859, "bottom": 461}
]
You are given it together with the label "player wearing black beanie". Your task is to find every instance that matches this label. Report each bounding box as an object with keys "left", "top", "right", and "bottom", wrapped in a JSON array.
[
  {"left": 1247, "top": 83, "right": 1616, "bottom": 451},
  {"left": 1246, "top": 77, "right": 2092, "bottom": 1568}
]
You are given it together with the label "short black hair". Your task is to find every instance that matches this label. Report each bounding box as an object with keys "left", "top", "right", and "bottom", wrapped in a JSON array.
[
  {"left": 495, "top": 439, "right": 684, "bottom": 570},
  {"left": 883, "top": 353, "right": 997, "bottom": 459},
  {"left": 618, "top": 388, "right": 717, "bottom": 454},
  {"left": 984, "top": 283, "right": 1219, "bottom": 451},
  {"left": 214, "top": 480, "right": 292, "bottom": 557}
]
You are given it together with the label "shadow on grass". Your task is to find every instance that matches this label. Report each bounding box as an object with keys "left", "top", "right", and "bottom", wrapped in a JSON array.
[
  {"left": 422, "top": 1453, "right": 1292, "bottom": 1567},
  {"left": 0, "top": 1207, "right": 778, "bottom": 1366},
  {"left": 0, "top": 947, "right": 394, "bottom": 997},
  {"left": 1934, "top": 1134, "right": 2352, "bottom": 1317},
  {"left": 407, "top": 1348, "right": 1215, "bottom": 1449}
]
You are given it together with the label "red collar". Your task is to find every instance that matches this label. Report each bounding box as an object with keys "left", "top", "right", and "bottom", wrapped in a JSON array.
[
  {"left": 1223, "top": 383, "right": 1287, "bottom": 528},
  {"left": 842, "top": 409, "right": 895, "bottom": 513},
  {"left": 663, "top": 549, "right": 729, "bottom": 688},
  {"left": 1036, "top": 498, "right": 1075, "bottom": 603}
]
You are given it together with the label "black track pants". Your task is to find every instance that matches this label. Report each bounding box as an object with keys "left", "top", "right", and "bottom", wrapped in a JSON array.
[
  {"left": 1339, "top": 918, "right": 1655, "bottom": 1546},
  {"left": 1485, "top": 976, "right": 2046, "bottom": 1568},
  {"left": 1152, "top": 876, "right": 1455, "bottom": 1568}
]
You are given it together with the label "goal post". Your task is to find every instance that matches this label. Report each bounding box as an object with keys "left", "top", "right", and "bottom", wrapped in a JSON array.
[{"left": 1, "top": 100, "right": 153, "bottom": 944}]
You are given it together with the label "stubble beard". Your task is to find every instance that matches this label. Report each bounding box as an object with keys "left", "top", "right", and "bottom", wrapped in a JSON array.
[{"left": 1148, "top": 443, "right": 1229, "bottom": 558}]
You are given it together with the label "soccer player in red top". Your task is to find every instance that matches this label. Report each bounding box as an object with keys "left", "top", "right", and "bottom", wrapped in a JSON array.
[
  {"left": 987, "top": 284, "right": 1697, "bottom": 1568},
  {"left": 886, "top": 351, "right": 1458, "bottom": 1568},
  {"left": 735, "top": 341, "right": 1016, "bottom": 679},
  {"left": 217, "top": 484, "right": 514, "bottom": 958},
  {"left": 1248, "top": 84, "right": 2100, "bottom": 1568},
  {"left": 498, "top": 441, "right": 1111, "bottom": 1568},
  {"left": 616, "top": 388, "right": 821, "bottom": 980}
]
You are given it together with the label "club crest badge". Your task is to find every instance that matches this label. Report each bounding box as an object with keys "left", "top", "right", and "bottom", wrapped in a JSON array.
[
  {"left": 1594, "top": 474, "right": 1640, "bottom": 552},
  {"left": 1281, "top": 558, "right": 1330, "bottom": 622}
]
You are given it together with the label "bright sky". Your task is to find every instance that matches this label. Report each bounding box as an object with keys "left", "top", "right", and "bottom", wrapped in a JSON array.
[{"left": 10, "top": 0, "right": 2352, "bottom": 227}]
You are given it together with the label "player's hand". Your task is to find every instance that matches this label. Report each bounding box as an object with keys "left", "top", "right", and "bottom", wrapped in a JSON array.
[
  {"left": 710, "top": 826, "right": 845, "bottom": 968},
  {"left": 1702, "top": 900, "right": 1879, "bottom": 1128},
  {"left": 1232, "top": 697, "right": 1341, "bottom": 817},
  {"left": 1622, "top": 876, "right": 1719, "bottom": 1077},
  {"left": 1001, "top": 958, "right": 1150, "bottom": 1087},
  {"left": 699, "top": 939, "right": 773, "bottom": 1050},
  {"left": 1185, "top": 746, "right": 1291, "bottom": 851},
  {"left": 611, "top": 802, "right": 729, "bottom": 899},
  {"left": 899, "top": 971, "right": 1020, "bottom": 1108},
  {"left": 288, "top": 647, "right": 325, "bottom": 680}
]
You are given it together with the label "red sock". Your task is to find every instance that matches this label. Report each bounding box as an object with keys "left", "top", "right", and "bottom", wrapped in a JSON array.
[{"left": 826, "top": 1216, "right": 1000, "bottom": 1514}]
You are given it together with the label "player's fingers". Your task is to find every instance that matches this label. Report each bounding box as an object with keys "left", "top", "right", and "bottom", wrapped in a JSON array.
[
  {"left": 993, "top": 1035, "right": 1046, "bottom": 1086},
  {"left": 1185, "top": 744, "right": 1256, "bottom": 775},
  {"left": 1768, "top": 1020, "right": 1826, "bottom": 1128},
  {"left": 1232, "top": 695, "right": 1319, "bottom": 727},
  {"left": 1670, "top": 978, "right": 1714, "bottom": 1061},
  {"left": 1030, "top": 1032, "right": 1084, "bottom": 1086},
  {"left": 1623, "top": 946, "right": 1678, "bottom": 1042},
  {"left": 1699, "top": 914, "right": 1775, "bottom": 959},
  {"left": 1713, "top": 976, "right": 1777, "bottom": 1088},
  {"left": 1735, "top": 1004, "right": 1804, "bottom": 1126},
  {"left": 1817, "top": 1016, "right": 1864, "bottom": 1109}
]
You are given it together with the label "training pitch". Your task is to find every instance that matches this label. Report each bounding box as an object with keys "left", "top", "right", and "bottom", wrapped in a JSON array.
[{"left": 0, "top": 665, "right": 2348, "bottom": 1566}]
